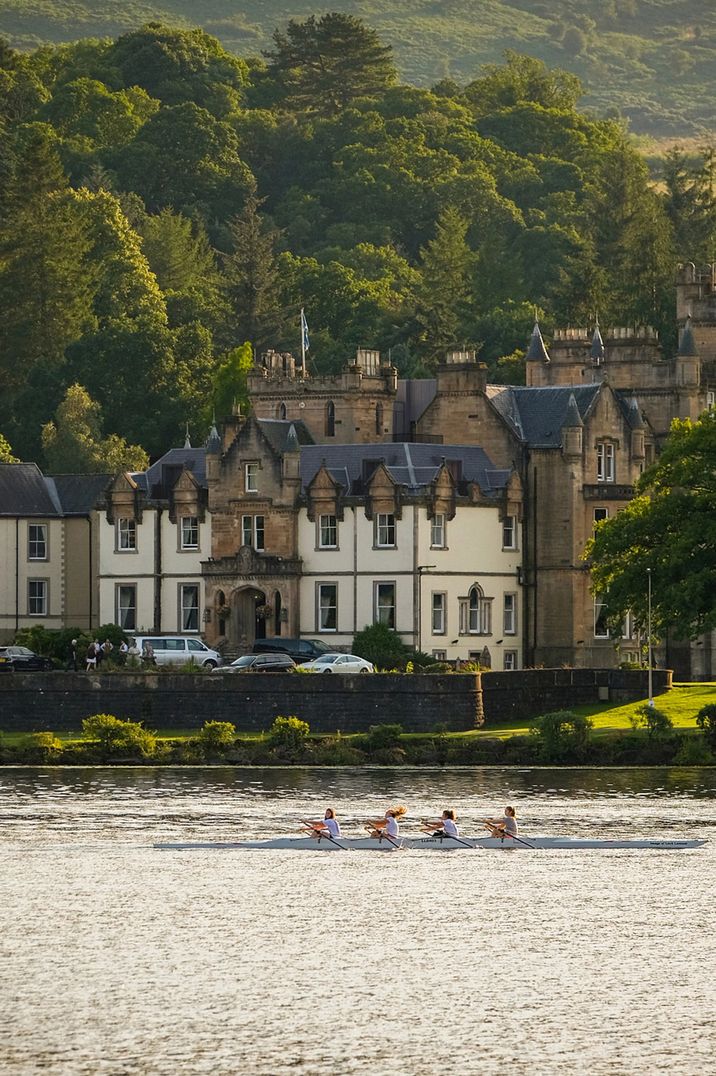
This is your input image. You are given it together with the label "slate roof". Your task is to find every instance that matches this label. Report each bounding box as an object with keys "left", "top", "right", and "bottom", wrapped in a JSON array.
[
  {"left": 678, "top": 317, "right": 698, "bottom": 357},
  {"left": 300, "top": 443, "right": 511, "bottom": 496},
  {"left": 0, "top": 465, "right": 112, "bottom": 517},
  {"left": 525, "top": 322, "right": 550, "bottom": 362},
  {"left": 50, "top": 473, "right": 112, "bottom": 514},
  {"left": 142, "top": 448, "right": 207, "bottom": 500},
  {"left": 257, "top": 418, "right": 314, "bottom": 455},
  {"left": 489, "top": 384, "right": 602, "bottom": 446},
  {"left": 0, "top": 463, "right": 61, "bottom": 516}
]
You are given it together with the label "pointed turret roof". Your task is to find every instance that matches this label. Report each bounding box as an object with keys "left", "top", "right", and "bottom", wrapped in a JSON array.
[
  {"left": 678, "top": 316, "right": 698, "bottom": 357},
  {"left": 562, "top": 392, "right": 583, "bottom": 429},
  {"left": 590, "top": 321, "right": 605, "bottom": 362},
  {"left": 205, "top": 422, "right": 221, "bottom": 455},
  {"left": 626, "top": 396, "right": 645, "bottom": 429},
  {"left": 183, "top": 422, "right": 192, "bottom": 449},
  {"left": 525, "top": 321, "right": 550, "bottom": 363},
  {"left": 285, "top": 422, "right": 299, "bottom": 452}
]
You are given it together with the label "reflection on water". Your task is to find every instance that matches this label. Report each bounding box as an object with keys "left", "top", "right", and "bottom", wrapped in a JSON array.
[{"left": 1, "top": 767, "right": 715, "bottom": 1075}]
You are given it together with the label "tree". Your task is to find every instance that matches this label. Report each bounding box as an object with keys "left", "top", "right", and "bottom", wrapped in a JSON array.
[
  {"left": 211, "top": 342, "right": 254, "bottom": 421},
  {"left": 0, "top": 433, "right": 17, "bottom": 462},
  {"left": 415, "top": 206, "right": 474, "bottom": 365},
  {"left": 41, "top": 384, "right": 148, "bottom": 473},
  {"left": 352, "top": 622, "right": 411, "bottom": 670},
  {"left": 586, "top": 410, "right": 716, "bottom": 640},
  {"left": 265, "top": 14, "right": 396, "bottom": 115},
  {"left": 224, "top": 185, "right": 286, "bottom": 354}
]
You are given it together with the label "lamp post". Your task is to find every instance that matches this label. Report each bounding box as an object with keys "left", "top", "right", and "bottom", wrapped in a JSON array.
[
  {"left": 416, "top": 565, "right": 436, "bottom": 654},
  {"left": 647, "top": 567, "right": 653, "bottom": 708}
]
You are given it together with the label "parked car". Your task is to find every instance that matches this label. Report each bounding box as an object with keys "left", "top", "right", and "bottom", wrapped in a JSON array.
[
  {"left": 299, "top": 653, "right": 374, "bottom": 674},
  {"left": 0, "top": 645, "right": 53, "bottom": 671},
  {"left": 215, "top": 653, "right": 296, "bottom": 674},
  {"left": 129, "top": 636, "right": 222, "bottom": 668},
  {"left": 252, "top": 637, "right": 334, "bottom": 663}
]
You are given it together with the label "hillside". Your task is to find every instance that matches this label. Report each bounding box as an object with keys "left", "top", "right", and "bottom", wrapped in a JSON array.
[{"left": 0, "top": 0, "right": 714, "bottom": 137}]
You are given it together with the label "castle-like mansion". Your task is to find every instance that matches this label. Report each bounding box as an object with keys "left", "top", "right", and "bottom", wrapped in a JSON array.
[{"left": 2, "top": 265, "right": 715, "bottom": 676}]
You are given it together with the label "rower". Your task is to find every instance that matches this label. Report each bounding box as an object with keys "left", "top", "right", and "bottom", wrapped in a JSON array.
[
  {"left": 421, "top": 809, "right": 459, "bottom": 839},
  {"left": 304, "top": 808, "right": 341, "bottom": 839},
  {"left": 366, "top": 804, "right": 407, "bottom": 840},
  {"left": 485, "top": 805, "right": 518, "bottom": 839}
]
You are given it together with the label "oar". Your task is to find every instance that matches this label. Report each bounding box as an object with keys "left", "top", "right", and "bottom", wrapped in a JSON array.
[
  {"left": 300, "top": 820, "right": 346, "bottom": 851},
  {"left": 482, "top": 821, "right": 534, "bottom": 849},
  {"left": 364, "top": 823, "right": 402, "bottom": 850},
  {"left": 420, "top": 821, "right": 475, "bottom": 850}
]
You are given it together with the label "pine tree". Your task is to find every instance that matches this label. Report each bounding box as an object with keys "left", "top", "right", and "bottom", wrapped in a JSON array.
[
  {"left": 265, "top": 14, "right": 396, "bottom": 115},
  {"left": 223, "top": 184, "right": 285, "bottom": 356},
  {"left": 415, "top": 207, "right": 474, "bottom": 366}
]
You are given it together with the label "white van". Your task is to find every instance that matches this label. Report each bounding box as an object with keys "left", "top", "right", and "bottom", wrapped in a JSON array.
[{"left": 130, "top": 636, "right": 222, "bottom": 669}]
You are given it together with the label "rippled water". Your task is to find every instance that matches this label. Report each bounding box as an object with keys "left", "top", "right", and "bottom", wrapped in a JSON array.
[{"left": 1, "top": 767, "right": 715, "bottom": 1075}]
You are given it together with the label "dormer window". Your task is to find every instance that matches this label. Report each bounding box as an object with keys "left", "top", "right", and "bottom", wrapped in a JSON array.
[
  {"left": 180, "top": 516, "right": 199, "bottom": 550},
  {"left": 596, "top": 442, "right": 615, "bottom": 483},
  {"left": 245, "top": 462, "right": 259, "bottom": 493},
  {"left": 116, "top": 518, "right": 136, "bottom": 552}
]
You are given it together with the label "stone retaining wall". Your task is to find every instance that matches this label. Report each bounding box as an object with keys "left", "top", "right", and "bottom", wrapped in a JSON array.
[
  {"left": 0, "top": 667, "right": 670, "bottom": 735},
  {"left": 0, "top": 672, "right": 483, "bottom": 734}
]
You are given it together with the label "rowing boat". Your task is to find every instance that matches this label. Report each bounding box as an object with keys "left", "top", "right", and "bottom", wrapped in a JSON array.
[{"left": 154, "top": 835, "right": 706, "bottom": 851}]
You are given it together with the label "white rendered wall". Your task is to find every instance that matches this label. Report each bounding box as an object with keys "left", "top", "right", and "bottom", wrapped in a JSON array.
[{"left": 299, "top": 503, "right": 523, "bottom": 666}]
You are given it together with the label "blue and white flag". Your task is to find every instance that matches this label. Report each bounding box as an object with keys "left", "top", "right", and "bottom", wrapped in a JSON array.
[{"left": 300, "top": 308, "right": 310, "bottom": 352}]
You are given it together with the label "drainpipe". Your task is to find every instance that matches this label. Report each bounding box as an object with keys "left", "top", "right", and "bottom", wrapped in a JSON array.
[
  {"left": 154, "top": 507, "right": 163, "bottom": 632},
  {"left": 86, "top": 515, "right": 93, "bottom": 631},
  {"left": 15, "top": 517, "right": 19, "bottom": 633}
]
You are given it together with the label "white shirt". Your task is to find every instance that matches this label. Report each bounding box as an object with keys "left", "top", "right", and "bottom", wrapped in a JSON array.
[
  {"left": 442, "top": 818, "right": 458, "bottom": 837},
  {"left": 323, "top": 817, "right": 341, "bottom": 837},
  {"left": 384, "top": 815, "right": 399, "bottom": 837},
  {"left": 503, "top": 816, "right": 518, "bottom": 835}
]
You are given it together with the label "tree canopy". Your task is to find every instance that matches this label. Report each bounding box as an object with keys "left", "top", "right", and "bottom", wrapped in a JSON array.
[
  {"left": 586, "top": 411, "right": 716, "bottom": 641},
  {"left": 0, "top": 18, "right": 699, "bottom": 465}
]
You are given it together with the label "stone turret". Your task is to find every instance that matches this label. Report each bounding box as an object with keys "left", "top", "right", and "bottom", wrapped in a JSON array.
[{"left": 561, "top": 393, "right": 583, "bottom": 460}]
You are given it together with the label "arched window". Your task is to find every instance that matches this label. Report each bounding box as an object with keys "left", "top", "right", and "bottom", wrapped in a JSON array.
[
  {"left": 277, "top": 402, "right": 287, "bottom": 420},
  {"left": 274, "top": 590, "right": 282, "bottom": 636},
  {"left": 325, "top": 400, "right": 335, "bottom": 437},
  {"left": 375, "top": 402, "right": 383, "bottom": 435},
  {"left": 460, "top": 585, "right": 492, "bottom": 635}
]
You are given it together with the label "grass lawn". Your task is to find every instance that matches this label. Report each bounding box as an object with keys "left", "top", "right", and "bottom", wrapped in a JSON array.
[{"left": 2, "top": 683, "right": 714, "bottom": 749}]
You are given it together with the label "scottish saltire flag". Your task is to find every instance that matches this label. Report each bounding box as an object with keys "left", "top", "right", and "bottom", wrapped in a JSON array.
[{"left": 301, "top": 308, "right": 310, "bottom": 352}]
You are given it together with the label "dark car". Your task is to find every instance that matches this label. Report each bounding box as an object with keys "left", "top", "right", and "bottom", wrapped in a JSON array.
[
  {"left": 0, "top": 646, "right": 53, "bottom": 671},
  {"left": 252, "top": 637, "right": 333, "bottom": 663},
  {"left": 215, "top": 653, "right": 296, "bottom": 674}
]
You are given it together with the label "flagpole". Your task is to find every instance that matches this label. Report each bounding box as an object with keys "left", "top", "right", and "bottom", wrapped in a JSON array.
[{"left": 300, "top": 307, "right": 306, "bottom": 376}]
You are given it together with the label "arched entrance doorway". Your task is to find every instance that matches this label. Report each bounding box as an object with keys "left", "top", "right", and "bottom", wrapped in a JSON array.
[{"left": 231, "top": 586, "right": 267, "bottom": 652}]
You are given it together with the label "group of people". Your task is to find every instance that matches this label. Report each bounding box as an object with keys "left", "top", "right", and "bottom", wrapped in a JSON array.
[
  {"left": 304, "top": 805, "right": 519, "bottom": 841},
  {"left": 67, "top": 637, "right": 155, "bottom": 671}
]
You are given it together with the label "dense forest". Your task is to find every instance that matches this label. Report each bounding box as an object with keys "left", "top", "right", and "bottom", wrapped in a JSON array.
[
  {"left": 0, "top": 17, "right": 715, "bottom": 468},
  {"left": 1, "top": 1, "right": 714, "bottom": 137}
]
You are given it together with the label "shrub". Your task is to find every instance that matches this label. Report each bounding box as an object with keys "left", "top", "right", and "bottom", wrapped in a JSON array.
[
  {"left": 695, "top": 704, "right": 716, "bottom": 751},
  {"left": 630, "top": 704, "right": 673, "bottom": 739},
  {"left": 22, "top": 731, "right": 64, "bottom": 762},
  {"left": 673, "top": 735, "right": 714, "bottom": 765},
  {"left": 312, "top": 738, "right": 367, "bottom": 765},
  {"left": 530, "top": 710, "right": 593, "bottom": 763},
  {"left": 197, "top": 720, "right": 236, "bottom": 756},
  {"left": 82, "top": 713, "right": 157, "bottom": 759},
  {"left": 352, "top": 622, "right": 411, "bottom": 670},
  {"left": 268, "top": 715, "right": 310, "bottom": 751}
]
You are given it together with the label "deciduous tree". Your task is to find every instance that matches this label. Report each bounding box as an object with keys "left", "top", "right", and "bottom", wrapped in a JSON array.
[{"left": 586, "top": 411, "right": 716, "bottom": 640}]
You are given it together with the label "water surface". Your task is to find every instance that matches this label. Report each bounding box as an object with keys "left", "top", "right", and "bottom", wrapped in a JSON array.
[{"left": 1, "top": 767, "right": 714, "bottom": 1075}]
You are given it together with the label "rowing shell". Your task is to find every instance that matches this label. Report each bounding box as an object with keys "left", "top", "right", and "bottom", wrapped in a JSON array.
[{"left": 154, "top": 835, "right": 706, "bottom": 851}]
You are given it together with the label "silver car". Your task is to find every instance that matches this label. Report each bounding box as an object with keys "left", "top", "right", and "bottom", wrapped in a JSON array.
[{"left": 298, "top": 653, "right": 374, "bottom": 674}]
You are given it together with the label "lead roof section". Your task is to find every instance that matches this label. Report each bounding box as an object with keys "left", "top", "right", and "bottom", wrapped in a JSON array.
[{"left": 299, "top": 443, "right": 510, "bottom": 497}]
